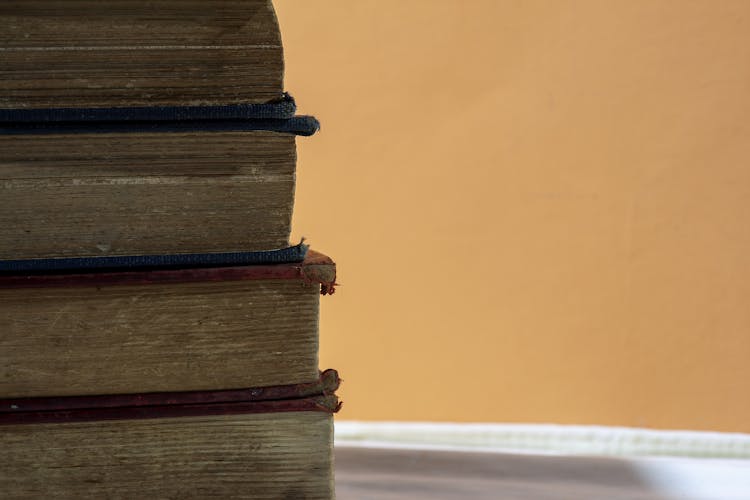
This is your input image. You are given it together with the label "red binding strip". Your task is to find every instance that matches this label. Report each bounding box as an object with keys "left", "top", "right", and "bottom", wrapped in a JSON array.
[
  {"left": 0, "top": 396, "right": 340, "bottom": 426},
  {"left": 0, "top": 369, "right": 341, "bottom": 414}
]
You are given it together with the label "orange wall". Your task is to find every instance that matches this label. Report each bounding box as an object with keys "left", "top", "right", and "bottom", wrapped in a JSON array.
[{"left": 275, "top": 1, "right": 750, "bottom": 433}]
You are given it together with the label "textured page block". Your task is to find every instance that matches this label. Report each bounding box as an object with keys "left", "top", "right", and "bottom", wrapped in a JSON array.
[{"left": 0, "top": 0, "right": 284, "bottom": 108}]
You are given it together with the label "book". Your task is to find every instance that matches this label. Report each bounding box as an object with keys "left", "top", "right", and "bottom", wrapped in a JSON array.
[
  {"left": 0, "top": 250, "right": 336, "bottom": 398},
  {"left": 1, "top": 412, "right": 335, "bottom": 499},
  {"left": 0, "top": 373, "right": 340, "bottom": 499},
  {"left": 0, "top": 124, "right": 318, "bottom": 260},
  {"left": 0, "top": 0, "right": 284, "bottom": 109},
  {"left": 0, "top": 2, "right": 319, "bottom": 262}
]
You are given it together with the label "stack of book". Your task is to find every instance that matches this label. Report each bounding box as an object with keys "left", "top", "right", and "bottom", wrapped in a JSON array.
[{"left": 0, "top": 2, "right": 338, "bottom": 498}]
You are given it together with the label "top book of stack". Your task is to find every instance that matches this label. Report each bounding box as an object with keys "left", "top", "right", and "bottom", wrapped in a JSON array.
[
  {"left": 0, "top": 0, "right": 284, "bottom": 109},
  {"left": 0, "top": 1, "right": 319, "bottom": 264}
]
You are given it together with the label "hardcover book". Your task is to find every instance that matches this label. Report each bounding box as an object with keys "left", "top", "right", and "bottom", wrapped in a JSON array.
[
  {"left": 0, "top": 122, "right": 317, "bottom": 260},
  {"left": 0, "top": 372, "right": 341, "bottom": 499},
  {"left": 0, "top": 250, "right": 336, "bottom": 398}
]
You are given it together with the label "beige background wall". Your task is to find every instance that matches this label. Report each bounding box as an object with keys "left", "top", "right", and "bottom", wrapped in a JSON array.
[{"left": 275, "top": 1, "right": 750, "bottom": 433}]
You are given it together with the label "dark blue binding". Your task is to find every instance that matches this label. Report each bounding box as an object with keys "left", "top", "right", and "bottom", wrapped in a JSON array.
[
  {"left": 0, "top": 93, "right": 297, "bottom": 122},
  {"left": 0, "top": 115, "right": 320, "bottom": 137},
  {"left": 0, "top": 243, "right": 308, "bottom": 274}
]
